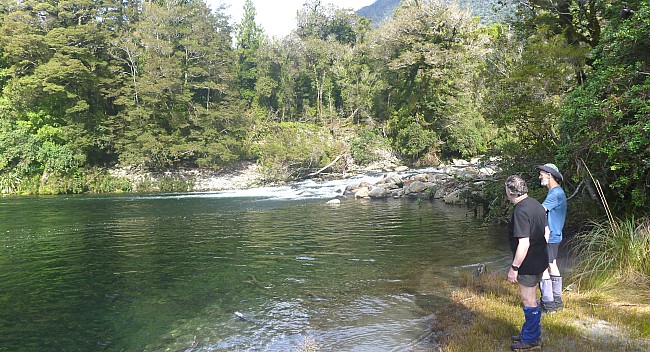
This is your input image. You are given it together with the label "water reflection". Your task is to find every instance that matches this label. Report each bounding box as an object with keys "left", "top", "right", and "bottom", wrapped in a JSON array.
[{"left": 0, "top": 194, "right": 508, "bottom": 351}]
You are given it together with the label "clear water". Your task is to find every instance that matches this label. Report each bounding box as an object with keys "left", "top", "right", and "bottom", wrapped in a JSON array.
[{"left": 0, "top": 186, "right": 509, "bottom": 351}]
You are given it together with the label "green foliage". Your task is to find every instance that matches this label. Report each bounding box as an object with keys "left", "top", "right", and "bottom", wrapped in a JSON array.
[
  {"left": 108, "top": 0, "right": 243, "bottom": 170},
  {"left": 84, "top": 171, "right": 132, "bottom": 193},
  {"left": 297, "top": 0, "right": 370, "bottom": 45},
  {"left": 483, "top": 26, "right": 589, "bottom": 164},
  {"left": 349, "top": 128, "right": 388, "bottom": 166},
  {"left": 574, "top": 217, "right": 650, "bottom": 288},
  {"left": 249, "top": 122, "right": 344, "bottom": 180},
  {"left": 0, "top": 0, "right": 646, "bottom": 220},
  {"left": 370, "top": 1, "right": 492, "bottom": 158},
  {"left": 506, "top": 0, "right": 608, "bottom": 47},
  {"left": 559, "top": 3, "right": 650, "bottom": 210},
  {"left": 388, "top": 112, "right": 439, "bottom": 162},
  {"left": 0, "top": 119, "right": 84, "bottom": 176},
  {"left": 236, "top": 0, "right": 264, "bottom": 105}
]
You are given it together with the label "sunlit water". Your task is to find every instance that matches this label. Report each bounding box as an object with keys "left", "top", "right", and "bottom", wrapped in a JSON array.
[{"left": 0, "top": 179, "right": 510, "bottom": 351}]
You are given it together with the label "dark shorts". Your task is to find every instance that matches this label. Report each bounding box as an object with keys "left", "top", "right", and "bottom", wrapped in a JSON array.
[
  {"left": 547, "top": 243, "right": 560, "bottom": 262},
  {"left": 518, "top": 273, "right": 544, "bottom": 287}
]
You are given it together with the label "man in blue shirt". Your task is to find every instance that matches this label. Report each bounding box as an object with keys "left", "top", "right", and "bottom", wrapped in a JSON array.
[{"left": 537, "top": 163, "right": 567, "bottom": 313}]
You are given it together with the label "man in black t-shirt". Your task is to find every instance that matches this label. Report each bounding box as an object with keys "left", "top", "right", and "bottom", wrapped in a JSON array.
[{"left": 505, "top": 175, "right": 549, "bottom": 351}]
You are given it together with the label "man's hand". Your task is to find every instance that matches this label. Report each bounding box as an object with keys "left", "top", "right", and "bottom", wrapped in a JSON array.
[{"left": 508, "top": 267, "right": 518, "bottom": 283}]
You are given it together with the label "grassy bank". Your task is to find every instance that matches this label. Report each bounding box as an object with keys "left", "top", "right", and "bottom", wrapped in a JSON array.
[
  {"left": 431, "top": 270, "right": 650, "bottom": 352},
  {"left": 432, "top": 216, "right": 650, "bottom": 352}
]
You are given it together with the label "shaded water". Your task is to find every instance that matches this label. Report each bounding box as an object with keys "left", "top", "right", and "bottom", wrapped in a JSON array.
[{"left": 0, "top": 188, "right": 509, "bottom": 351}]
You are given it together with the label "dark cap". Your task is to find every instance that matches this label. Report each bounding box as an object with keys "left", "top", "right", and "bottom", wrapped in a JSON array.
[{"left": 537, "top": 163, "right": 563, "bottom": 182}]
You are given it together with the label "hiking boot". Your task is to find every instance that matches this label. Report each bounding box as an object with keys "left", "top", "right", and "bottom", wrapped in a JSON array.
[
  {"left": 540, "top": 300, "right": 556, "bottom": 314},
  {"left": 511, "top": 339, "right": 543, "bottom": 351},
  {"left": 554, "top": 297, "right": 564, "bottom": 311},
  {"left": 513, "top": 333, "right": 543, "bottom": 342}
]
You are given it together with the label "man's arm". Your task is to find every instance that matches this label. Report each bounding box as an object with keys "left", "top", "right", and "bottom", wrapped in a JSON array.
[
  {"left": 508, "top": 237, "right": 530, "bottom": 283},
  {"left": 544, "top": 226, "right": 550, "bottom": 243},
  {"left": 542, "top": 191, "right": 559, "bottom": 211}
]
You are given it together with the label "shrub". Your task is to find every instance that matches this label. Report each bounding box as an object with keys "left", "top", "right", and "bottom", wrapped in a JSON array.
[
  {"left": 249, "top": 122, "right": 345, "bottom": 181},
  {"left": 349, "top": 129, "right": 387, "bottom": 166}
]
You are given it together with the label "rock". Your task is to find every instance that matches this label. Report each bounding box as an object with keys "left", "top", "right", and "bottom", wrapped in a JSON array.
[
  {"left": 382, "top": 182, "right": 401, "bottom": 190},
  {"left": 354, "top": 187, "right": 370, "bottom": 198},
  {"left": 359, "top": 181, "right": 373, "bottom": 189},
  {"left": 326, "top": 199, "right": 341, "bottom": 205},
  {"left": 369, "top": 187, "right": 390, "bottom": 199},
  {"left": 410, "top": 173, "right": 427, "bottom": 182},
  {"left": 342, "top": 157, "right": 495, "bottom": 204},
  {"left": 474, "top": 263, "right": 487, "bottom": 277},
  {"left": 479, "top": 166, "right": 496, "bottom": 176},
  {"left": 404, "top": 181, "right": 429, "bottom": 194},
  {"left": 444, "top": 189, "right": 463, "bottom": 205},
  {"left": 433, "top": 188, "right": 446, "bottom": 199},
  {"left": 441, "top": 166, "right": 457, "bottom": 175},
  {"left": 383, "top": 173, "right": 404, "bottom": 186},
  {"left": 456, "top": 167, "right": 480, "bottom": 181},
  {"left": 344, "top": 184, "right": 358, "bottom": 195}
]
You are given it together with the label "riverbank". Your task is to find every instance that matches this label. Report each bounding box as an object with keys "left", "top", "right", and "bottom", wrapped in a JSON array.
[
  {"left": 428, "top": 271, "right": 650, "bottom": 352},
  {"left": 109, "top": 162, "right": 268, "bottom": 192},
  {"left": 110, "top": 158, "right": 498, "bottom": 205}
]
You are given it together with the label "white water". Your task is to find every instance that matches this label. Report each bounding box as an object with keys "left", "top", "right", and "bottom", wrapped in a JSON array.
[{"left": 154, "top": 167, "right": 444, "bottom": 201}]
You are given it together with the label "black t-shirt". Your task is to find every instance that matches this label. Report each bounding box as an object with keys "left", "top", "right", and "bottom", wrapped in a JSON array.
[{"left": 508, "top": 196, "right": 549, "bottom": 275}]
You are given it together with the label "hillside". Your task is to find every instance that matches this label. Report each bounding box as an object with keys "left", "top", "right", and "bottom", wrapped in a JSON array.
[{"left": 357, "top": 0, "right": 516, "bottom": 26}]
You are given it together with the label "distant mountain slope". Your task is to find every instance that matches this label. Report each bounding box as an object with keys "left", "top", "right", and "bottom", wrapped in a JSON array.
[
  {"left": 357, "top": 0, "right": 515, "bottom": 26},
  {"left": 356, "top": 0, "right": 400, "bottom": 25}
]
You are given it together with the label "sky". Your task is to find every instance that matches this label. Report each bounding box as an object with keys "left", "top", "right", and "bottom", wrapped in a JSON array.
[{"left": 207, "top": 0, "right": 376, "bottom": 38}]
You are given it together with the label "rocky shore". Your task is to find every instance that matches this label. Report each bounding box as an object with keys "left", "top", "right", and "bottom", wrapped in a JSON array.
[
  {"left": 110, "top": 162, "right": 267, "bottom": 192},
  {"left": 339, "top": 158, "right": 499, "bottom": 205},
  {"left": 111, "top": 158, "right": 499, "bottom": 204}
]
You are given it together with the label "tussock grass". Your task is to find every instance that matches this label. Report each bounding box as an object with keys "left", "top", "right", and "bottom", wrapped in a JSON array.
[{"left": 573, "top": 217, "right": 650, "bottom": 289}]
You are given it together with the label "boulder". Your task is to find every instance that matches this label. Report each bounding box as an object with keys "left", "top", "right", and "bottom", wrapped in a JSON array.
[
  {"left": 404, "top": 181, "right": 429, "bottom": 194},
  {"left": 354, "top": 187, "right": 370, "bottom": 198},
  {"left": 383, "top": 173, "right": 404, "bottom": 186},
  {"left": 444, "top": 189, "right": 463, "bottom": 205},
  {"left": 369, "top": 187, "right": 390, "bottom": 199},
  {"left": 344, "top": 184, "right": 358, "bottom": 196},
  {"left": 456, "top": 167, "right": 480, "bottom": 181}
]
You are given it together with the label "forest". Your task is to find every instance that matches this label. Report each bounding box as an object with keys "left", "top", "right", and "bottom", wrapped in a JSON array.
[{"left": 0, "top": 0, "right": 648, "bottom": 215}]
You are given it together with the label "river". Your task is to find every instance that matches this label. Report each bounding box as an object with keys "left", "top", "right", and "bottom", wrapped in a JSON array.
[{"left": 0, "top": 178, "right": 510, "bottom": 351}]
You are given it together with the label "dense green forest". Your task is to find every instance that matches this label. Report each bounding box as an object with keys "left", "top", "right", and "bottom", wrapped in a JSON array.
[{"left": 0, "top": 0, "right": 648, "bottom": 214}]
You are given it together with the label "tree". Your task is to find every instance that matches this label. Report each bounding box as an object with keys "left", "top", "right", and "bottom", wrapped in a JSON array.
[
  {"left": 369, "top": 0, "right": 492, "bottom": 159},
  {"left": 482, "top": 25, "right": 589, "bottom": 163},
  {"left": 0, "top": 0, "right": 120, "bottom": 168},
  {"left": 110, "top": 0, "right": 243, "bottom": 169},
  {"left": 559, "top": 2, "right": 650, "bottom": 210},
  {"left": 504, "top": 0, "right": 606, "bottom": 47},
  {"left": 235, "top": 0, "right": 263, "bottom": 105}
]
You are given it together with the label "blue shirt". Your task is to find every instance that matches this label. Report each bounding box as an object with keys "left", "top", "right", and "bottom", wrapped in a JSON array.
[{"left": 543, "top": 186, "right": 567, "bottom": 243}]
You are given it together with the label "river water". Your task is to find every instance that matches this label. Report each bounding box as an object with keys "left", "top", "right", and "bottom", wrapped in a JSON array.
[{"left": 0, "top": 177, "right": 510, "bottom": 351}]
